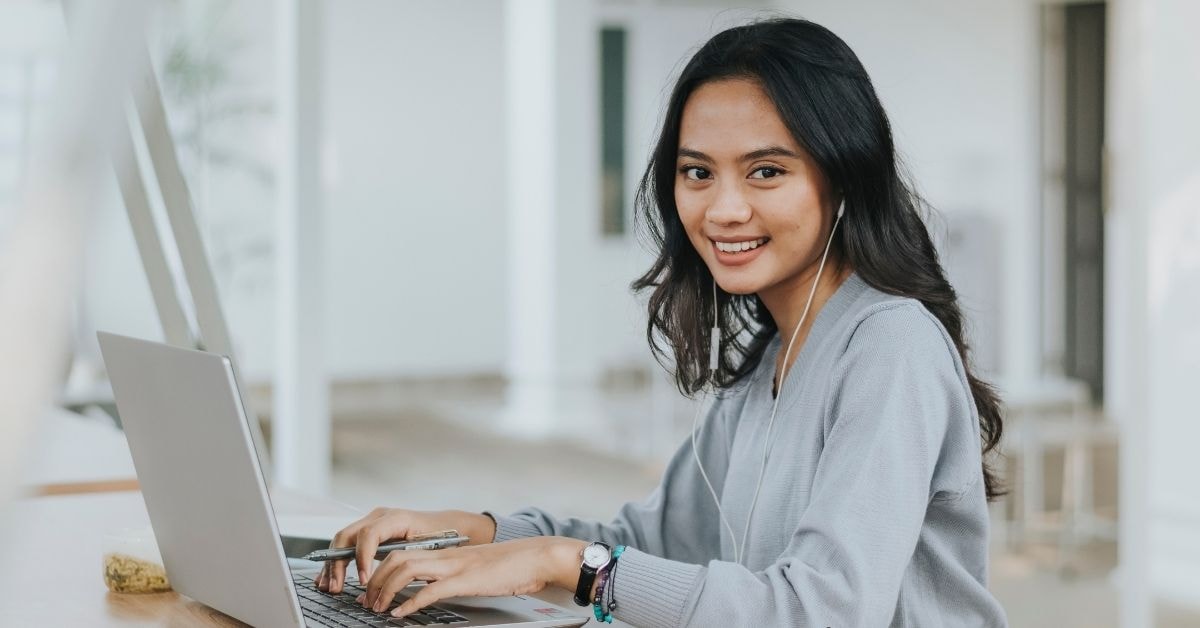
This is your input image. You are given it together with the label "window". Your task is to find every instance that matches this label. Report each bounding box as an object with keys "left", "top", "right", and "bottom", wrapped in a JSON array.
[{"left": 599, "top": 26, "right": 627, "bottom": 236}]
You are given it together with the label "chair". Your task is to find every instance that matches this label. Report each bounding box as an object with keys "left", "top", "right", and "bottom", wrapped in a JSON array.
[{"left": 997, "top": 376, "right": 1119, "bottom": 573}]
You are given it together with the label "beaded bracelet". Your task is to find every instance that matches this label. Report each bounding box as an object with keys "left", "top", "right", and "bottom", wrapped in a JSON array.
[
  {"left": 604, "top": 545, "right": 624, "bottom": 615},
  {"left": 592, "top": 545, "right": 625, "bottom": 623},
  {"left": 592, "top": 566, "right": 611, "bottom": 622}
]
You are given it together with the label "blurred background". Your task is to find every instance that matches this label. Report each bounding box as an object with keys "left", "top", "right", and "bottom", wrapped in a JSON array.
[{"left": 0, "top": 1, "right": 1197, "bottom": 626}]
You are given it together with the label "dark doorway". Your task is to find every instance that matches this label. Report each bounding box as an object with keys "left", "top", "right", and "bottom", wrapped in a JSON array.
[{"left": 1062, "top": 3, "right": 1106, "bottom": 401}]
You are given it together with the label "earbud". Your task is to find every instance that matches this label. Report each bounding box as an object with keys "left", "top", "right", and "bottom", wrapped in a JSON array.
[
  {"left": 837, "top": 198, "right": 845, "bottom": 218},
  {"left": 709, "top": 281, "right": 720, "bottom": 372}
]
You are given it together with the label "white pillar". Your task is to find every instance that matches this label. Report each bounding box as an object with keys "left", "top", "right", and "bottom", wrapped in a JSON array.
[
  {"left": 503, "top": 0, "right": 560, "bottom": 436},
  {"left": 275, "top": 0, "right": 329, "bottom": 493},
  {"left": 503, "top": 0, "right": 605, "bottom": 437},
  {"left": 1109, "top": 0, "right": 1200, "bottom": 624}
]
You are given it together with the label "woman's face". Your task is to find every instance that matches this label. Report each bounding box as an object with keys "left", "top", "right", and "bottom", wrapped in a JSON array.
[{"left": 675, "top": 78, "right": 836, "bottom": 300}]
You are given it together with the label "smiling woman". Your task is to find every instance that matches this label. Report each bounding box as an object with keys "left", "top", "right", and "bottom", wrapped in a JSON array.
[{"left": 319, "top": 17, "right": 1008, "bottom": 628}]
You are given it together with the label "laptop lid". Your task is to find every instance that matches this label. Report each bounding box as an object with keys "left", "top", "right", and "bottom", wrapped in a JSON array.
[{"left": 98, "top": 331, "right": 304, "bottom": 627}]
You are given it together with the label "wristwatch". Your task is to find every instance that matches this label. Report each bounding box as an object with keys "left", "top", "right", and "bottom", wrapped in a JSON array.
[{"left": 573, "top": 541, "right": 612, "bottom": 606}]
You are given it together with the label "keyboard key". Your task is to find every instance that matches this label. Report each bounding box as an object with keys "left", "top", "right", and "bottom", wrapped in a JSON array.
[{"left": 302, "top": 611, "right": 340, "bottom": 627}]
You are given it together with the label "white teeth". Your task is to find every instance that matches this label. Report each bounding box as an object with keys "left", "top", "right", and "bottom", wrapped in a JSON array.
[{"left": 714, "top": 238, "right": 766, "bottom": 253}]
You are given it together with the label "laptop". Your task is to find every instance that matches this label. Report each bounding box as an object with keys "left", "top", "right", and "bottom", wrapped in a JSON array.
[{"left": 97, "top": 331, "right": 588, "bottom": 628}]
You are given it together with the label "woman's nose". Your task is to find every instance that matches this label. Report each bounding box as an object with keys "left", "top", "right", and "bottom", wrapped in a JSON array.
[{"left": 706, "top": 182, "right": 752, "bottom": 226}]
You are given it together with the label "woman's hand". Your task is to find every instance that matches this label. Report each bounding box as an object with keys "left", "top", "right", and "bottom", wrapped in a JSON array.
[
  {"left": 317, "top": 507, "right": 497, "bottom": 593},
  {"left": 357, "top": 536, "right": 587, "bottom": 618}
]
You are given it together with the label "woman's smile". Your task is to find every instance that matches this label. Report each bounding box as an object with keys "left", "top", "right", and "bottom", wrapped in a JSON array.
[{"left": 710, "top": 236, "right": 770, "bottom": 266}]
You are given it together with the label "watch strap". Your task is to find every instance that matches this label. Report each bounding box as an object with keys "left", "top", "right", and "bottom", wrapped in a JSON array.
[{"left": 573, "top": 563, "right": 599, "bottom": 606}]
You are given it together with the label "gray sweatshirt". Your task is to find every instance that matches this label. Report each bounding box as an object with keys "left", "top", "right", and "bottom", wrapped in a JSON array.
[{"left": 491, "top": 274, "right": 1009, "bottom": 627}]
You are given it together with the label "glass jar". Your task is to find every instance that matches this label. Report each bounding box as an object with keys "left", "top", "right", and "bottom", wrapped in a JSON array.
[{"left": 102, "top": 527, "right": 172, "bottom": 594}]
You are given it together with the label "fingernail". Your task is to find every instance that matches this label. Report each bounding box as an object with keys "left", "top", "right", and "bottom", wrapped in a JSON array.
[{"left": 356, "top": 593, "right": 365, "bottom": 604}]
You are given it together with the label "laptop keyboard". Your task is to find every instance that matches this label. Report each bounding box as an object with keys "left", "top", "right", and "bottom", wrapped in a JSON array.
[{"left": 293, "top": 573, "right": 468, "bottom": 627}]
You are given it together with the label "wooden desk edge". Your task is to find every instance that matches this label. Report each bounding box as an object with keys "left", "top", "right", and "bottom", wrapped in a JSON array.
[{"left": 29, "top": 478, "right": 141, "bottom": 497}]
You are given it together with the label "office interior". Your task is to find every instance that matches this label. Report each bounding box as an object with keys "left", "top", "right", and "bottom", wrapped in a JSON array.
[{"left": 0, "top": 1, "right": 1197, "bottom": 627}]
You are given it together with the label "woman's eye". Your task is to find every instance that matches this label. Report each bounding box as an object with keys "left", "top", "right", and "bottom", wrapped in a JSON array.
[
  {"left": 749, "top": 167, "right": 783, "bottom": 179},
  {"left": 681, "top": 167, "right": 711, "bottom": 181}
]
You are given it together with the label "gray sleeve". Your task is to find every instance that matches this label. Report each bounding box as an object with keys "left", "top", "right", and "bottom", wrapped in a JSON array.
[
  {"left": 608, "top": 304, "right": 973, "bottom": 627},
  {"left": 489, "top": 399, "right": 732, "bottom": 565}
]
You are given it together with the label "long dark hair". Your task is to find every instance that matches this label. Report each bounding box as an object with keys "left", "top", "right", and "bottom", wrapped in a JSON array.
[{"left": 631, "top": 17, "right": 1005, "bottom": 500}]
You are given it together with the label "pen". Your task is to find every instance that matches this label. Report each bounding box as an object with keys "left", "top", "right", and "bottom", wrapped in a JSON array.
[{"left": 301, "top": 535, "right": 469, "bottom": 562}]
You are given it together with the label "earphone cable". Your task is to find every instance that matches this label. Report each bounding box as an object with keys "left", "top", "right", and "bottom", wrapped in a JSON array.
[{"left": 737, "top": 204, "right": 844, "bottom": 563}]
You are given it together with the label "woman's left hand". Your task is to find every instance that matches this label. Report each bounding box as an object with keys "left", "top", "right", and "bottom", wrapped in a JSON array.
[{"left": 357, "top": 535, "right": 587, "bottom": 618}]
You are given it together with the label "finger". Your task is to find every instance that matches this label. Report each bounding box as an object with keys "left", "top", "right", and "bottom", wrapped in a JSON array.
[
  {"left": 355, "top": 522, "right": 391, "bottom": 586},
  {"left": 317, "top": 563, "right": 328, "bottom": 591},
  {"left": 393, "top": 580, "right": 457, "bottom": 618},
  {"left": 363, "top": 550, "right": 411, "bottom": 609},
  {"left": 372, "top": 557, "right": 453, "bottom": 613},
  {"left": 371, "top": 559, "right": 425, "bottom": 613},
  {"left": 327, "top": 544, "right": 356, "bottom": 592},
  {"left": 327, "top": 516, "right": 376, "bottom": 593}
]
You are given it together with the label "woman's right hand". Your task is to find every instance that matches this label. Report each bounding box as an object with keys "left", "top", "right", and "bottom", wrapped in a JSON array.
[{"left": 317, "top": 507, "right": 497, "bottom": 593}]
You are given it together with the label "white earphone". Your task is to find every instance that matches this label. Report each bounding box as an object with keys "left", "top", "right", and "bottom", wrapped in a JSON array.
[{"left": 691, "top": 198, "right": 846, "bottom": 566}]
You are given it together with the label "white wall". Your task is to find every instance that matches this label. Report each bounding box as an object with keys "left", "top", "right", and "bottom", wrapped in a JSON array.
[{"left": 321, "top": 0, "right": 508, "bottom": 380}]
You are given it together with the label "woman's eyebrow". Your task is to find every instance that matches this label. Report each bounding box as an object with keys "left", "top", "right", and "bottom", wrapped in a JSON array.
[
  {"left": 741, "top": 146, "right": 802, "bottom": 162},
  {"left": 677, "top": 147, "right": 713, "bottom": 162},
  {"left": 676, "top": 146, "right": 801, "bottom": 163}
]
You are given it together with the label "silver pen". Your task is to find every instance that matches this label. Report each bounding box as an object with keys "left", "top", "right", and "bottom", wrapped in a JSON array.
[{"left": 301, "top": 534, "right": 469, "bottom": 562}]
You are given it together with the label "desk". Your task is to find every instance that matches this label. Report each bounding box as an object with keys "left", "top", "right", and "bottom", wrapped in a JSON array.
[
  {"left": 0, "top": 490, "right": 626, "bottom": 626},
  {"left": 4, "top": 409, "right": 629, "bottom": 626}
]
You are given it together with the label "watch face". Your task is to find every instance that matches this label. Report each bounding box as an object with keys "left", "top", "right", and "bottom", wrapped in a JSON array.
[{"left": 583, "top": 543, "right": 610, "bottom": 568}]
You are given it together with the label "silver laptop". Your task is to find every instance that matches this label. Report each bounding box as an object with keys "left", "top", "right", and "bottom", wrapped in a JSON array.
[{"left": 98, "top": 331, "right": 587, "bottom": 628}]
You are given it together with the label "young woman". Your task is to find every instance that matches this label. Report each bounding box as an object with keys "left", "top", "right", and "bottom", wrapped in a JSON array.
[{"left": 318, "top": 18, "right": 1008, "bottom": 627}]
